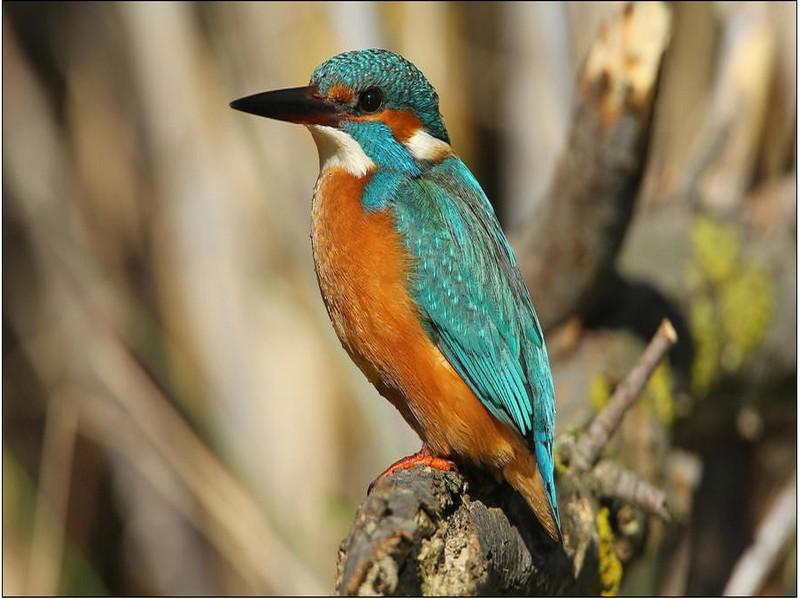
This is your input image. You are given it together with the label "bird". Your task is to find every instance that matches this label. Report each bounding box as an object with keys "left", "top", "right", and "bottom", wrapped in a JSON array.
[{"left": 231, "top": 49, "right": 560, "bottom": 541}]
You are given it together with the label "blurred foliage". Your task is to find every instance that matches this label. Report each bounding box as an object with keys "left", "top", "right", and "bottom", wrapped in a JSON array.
[
  {"left": 589, "top": 372, "right": 612, "bottom": 413},
  {"left": 687, "top": 215, "right": 775, "bottom": 394},
  {"left": 2, "top": 1, "right": 795, "bottom": 596}
]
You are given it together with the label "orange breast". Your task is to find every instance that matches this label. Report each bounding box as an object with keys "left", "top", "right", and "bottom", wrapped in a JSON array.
[{"left": 310, "top": 167, "right": 520, "bottom": 468}]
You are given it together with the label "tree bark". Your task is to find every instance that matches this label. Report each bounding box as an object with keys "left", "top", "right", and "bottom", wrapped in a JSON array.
[{"left": 513, "top": 2, "right": 673, "bottom": 333}]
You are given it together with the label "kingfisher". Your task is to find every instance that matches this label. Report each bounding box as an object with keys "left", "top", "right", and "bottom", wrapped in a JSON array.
[{"left": 231, "top": 49, "right": 560, "bottom": 541}]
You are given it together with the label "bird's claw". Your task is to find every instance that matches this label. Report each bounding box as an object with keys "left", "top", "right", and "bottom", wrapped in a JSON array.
[{"left": 367, "top": 448, "right": 458, "bottom": 495}]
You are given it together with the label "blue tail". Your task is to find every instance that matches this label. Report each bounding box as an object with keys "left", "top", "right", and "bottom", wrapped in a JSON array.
[{"left": 535, "top": 440, "right": 561, "bottom": 534}]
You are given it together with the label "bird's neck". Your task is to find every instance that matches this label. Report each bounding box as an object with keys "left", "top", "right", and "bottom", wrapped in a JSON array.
[
  {"left": 307, "top": 120, "right": 452, "bottom": 181},
  {"left": 308, "top": 125, "right": 375, "bottom": 179}
]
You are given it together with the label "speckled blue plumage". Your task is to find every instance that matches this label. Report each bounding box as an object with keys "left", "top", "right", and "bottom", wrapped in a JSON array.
[
  {"left": 311, "top": 49, "right": 450, "bottom": 142},
  {"left": 366, "top": 156, "right": 560, "bottom": 531}
]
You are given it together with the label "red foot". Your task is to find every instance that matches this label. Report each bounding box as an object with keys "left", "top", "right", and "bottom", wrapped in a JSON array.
[{"left": 368, "top": 447, "right": 458, "bottom": 494}]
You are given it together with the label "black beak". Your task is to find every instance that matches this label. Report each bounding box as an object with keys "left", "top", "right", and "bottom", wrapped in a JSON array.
[{"left": 229, "top": 85, "right": 339, "bottom": 126}]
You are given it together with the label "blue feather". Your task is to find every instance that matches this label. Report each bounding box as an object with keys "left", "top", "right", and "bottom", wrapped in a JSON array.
[
  {"left": 389, "top": 156, "right": 560, "bottom": 530},
  {"left": 343, "top": 121, "right": 421, "bottom": 177}
]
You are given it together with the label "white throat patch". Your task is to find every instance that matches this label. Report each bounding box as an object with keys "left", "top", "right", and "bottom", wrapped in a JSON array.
[
  {"left": 404, "top": 129, "right": 453, "bottom": 162},
  {"left": 307, "top": 125, "right": 375, "bottom": 178}
]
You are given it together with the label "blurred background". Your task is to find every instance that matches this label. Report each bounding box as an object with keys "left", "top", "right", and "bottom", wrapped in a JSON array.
[{"left": 3, "top": 1, "right": 796, "bottom": 596}]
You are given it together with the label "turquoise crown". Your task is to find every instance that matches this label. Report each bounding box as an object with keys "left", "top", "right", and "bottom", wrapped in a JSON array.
[{"left": 310, "top": 49, "right": 450, "bottom": 143}]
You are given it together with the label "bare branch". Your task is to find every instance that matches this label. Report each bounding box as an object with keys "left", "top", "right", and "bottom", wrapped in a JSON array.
[
  {"left": 336, "top": 319, "right": 680, "bottom": 594},
  {"left": 336, "top": 466, "right": 573, "bottom": 596},
  {"left": 723, "top": 476, "right": 797, "bottom": 596},
  {"left": 590, "top": 459, "right": 670, "bottom": 520},
  {"left": 567, "top": 319, "right": 678, "bottom": 472},
  {"left": 513, "top": 2, "right": 673, "bottom": 330}
]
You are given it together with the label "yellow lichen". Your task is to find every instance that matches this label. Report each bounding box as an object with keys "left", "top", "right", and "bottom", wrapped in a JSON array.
[
  {"left": 689, "top": 296, "right": 720, "bottom": 395},
  {"left": 691, "top": 215, "right": 740, "bottom": 285},
  {"left": 596, "top": 507, "right": 623, "bottom": 596},
  {"left": 642, "top": 361, "right": 675, "bottom": 426},
  {"left": 686, "top": 215, "right": 775, "bottom": 395},
  {"left": 590, "top": 373, "right": 612, "bottom": 413},
  {"left": 719, "top": 263, "right": 774, "bottom": 372}
]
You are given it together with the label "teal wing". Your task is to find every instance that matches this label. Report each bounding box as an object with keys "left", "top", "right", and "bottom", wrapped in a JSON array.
[{"left": 389, "top": 157, "right": 559, "bottom": 529}]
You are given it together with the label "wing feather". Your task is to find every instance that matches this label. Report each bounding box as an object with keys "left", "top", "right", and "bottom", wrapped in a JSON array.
[
  {"left": 391, "top": 158, "right": 552, "bottom": 441},
  {"left": 386, "top": 156, "right": 559, "bottom": 528}
]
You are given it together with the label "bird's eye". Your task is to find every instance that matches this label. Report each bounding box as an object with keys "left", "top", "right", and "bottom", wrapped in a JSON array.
[{"left": 357, "top": 87, "right": 383, "bottom": 113}]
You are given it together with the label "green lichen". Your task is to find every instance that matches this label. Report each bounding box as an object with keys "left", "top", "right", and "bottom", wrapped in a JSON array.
[
  {"left": 686, "top": 215, "right": 775, "bottom": 395},
  {"left": 596, "top": 507, "right": 622, "bottom": 596}
]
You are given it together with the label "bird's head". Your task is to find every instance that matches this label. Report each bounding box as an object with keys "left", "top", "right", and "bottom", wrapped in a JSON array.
[{"left": 231, "top": 49, "right": 452, "bottom": 176}]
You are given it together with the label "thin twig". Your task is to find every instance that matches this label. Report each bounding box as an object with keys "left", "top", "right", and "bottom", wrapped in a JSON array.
[
  {"left": 590, "top": 459, "right": 670, "bottom": 520},
  {"left": 570, "top": 319, "right": 678, "bottom": 472},
  {"left": 723, "top": 475, "right": 797, "bottom": 596}
]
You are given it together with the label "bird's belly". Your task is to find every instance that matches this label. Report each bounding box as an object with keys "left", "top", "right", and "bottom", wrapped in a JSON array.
[{"left": 310, "top": 167, "right": 516, "bottom": 466}]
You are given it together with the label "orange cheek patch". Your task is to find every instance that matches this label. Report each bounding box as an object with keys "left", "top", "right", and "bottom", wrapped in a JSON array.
[
  {"left": 327, "top": 84, "right": 354, "bottom": 103},
  {"left": 354, "top": 109, "right": 422, "bottom": 143}
]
